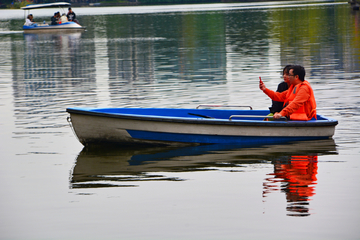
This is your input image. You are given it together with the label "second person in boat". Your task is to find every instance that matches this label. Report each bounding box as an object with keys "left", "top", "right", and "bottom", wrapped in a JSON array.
[{"left": 50, "top": 12, "right": 61, "bottom": 25}]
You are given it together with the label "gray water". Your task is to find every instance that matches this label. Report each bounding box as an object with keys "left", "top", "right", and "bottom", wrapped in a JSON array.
[{"left": 0, "top": 2, "right": 360, "bottom": 239}]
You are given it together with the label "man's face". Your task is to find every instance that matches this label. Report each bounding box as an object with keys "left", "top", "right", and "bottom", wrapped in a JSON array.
[{"left": 288, "top": 69, "right": 296, "bottom": 85}]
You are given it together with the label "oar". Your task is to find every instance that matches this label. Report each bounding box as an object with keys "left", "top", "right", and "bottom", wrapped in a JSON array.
[{"left": 188, "top": 113, "right": 214, "bottom": 119}]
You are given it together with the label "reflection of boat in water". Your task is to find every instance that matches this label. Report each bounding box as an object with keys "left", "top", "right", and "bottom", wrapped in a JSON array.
[
  {"left": 66, "top": 106, "right": 338, "bottom": 146},
  {"left": 71, "top": 139, "right": 337, "bottom": 188},
  {"left": 22, "top": 31, "right": 83, "bottom": 69},
  {"left": 71, "top": 139, "right": 337, "bottom": 217},
  {"left": 21, "top": 2, "right": 86, "bottom": 33},
  {"left": 24, "top": 32, "right": 82, "bottom": 42}
]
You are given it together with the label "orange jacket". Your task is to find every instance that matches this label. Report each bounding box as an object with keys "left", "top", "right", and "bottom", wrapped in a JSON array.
[{"left": 264, "top": 80, "right": 317, "bottom": 120}]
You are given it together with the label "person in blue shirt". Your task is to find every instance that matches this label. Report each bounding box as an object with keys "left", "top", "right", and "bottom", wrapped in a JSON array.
[{"left": 51, "top": 12, "right": 60, "bottom": 25}]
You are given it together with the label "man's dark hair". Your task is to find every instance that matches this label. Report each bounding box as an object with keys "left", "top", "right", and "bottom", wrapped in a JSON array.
[
  {"left": 282, "top": 65, "right": 292, "bottom": 75},
  {"left": 290, "top": 65, "right": 305, "bottom": 81}
]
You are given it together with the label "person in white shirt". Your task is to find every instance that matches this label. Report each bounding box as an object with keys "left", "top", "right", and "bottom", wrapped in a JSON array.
[
  {"left": 60, "top": 13, "right": 68, "bottom": 23},
  {"left": 24, "top": 14, "right": 37, "bottom": 26}
]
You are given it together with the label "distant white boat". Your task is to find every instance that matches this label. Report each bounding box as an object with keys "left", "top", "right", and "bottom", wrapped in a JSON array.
[
  {"left": 21, "top": 2, "right": 86, "bottom": 33},
  {"left": 348, "top": 0, "right": 360, "bottom": 10}
]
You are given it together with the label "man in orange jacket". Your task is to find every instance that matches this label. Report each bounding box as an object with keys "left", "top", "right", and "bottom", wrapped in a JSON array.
[{"left": 259, "top": 65, "right": 317, "bottom": 121}]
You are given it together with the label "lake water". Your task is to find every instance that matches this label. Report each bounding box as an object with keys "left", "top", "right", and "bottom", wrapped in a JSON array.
[{"left": 0, "top": 2, "right": 359, "bottom": 239}]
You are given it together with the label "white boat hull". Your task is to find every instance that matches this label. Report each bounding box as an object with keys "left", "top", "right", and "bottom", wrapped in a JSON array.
[
  {"left": 67, "top": 108, "right": 338, "bottom": 146},
  {"left": 23, "top": 22, "right": 85, "bottom": 33}
]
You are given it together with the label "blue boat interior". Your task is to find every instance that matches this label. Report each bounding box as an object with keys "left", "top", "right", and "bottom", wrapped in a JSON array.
[
  {"left": 93, "top": 108, "right": 266, "bottom": 119},
  {"left": 85, "top": 108, "right": 329, "bottom": 122}
]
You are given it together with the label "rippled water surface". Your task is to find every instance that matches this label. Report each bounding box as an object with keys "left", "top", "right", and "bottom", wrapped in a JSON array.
[{"left": 0, "top": 2, "right": 359, "bottom": 239}]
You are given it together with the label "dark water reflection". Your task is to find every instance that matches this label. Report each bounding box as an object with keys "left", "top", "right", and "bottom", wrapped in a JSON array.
[{"left": 72, "top": 139, "right": 337, "bottom": 217}]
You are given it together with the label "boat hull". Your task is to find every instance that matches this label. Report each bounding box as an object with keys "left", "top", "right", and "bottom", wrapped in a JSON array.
[
  {"left": 66, "top": 108, "right": 338, "bottom": 146},
  {"left": 23, "top": 22, "right": 85, "bottom": 33}
]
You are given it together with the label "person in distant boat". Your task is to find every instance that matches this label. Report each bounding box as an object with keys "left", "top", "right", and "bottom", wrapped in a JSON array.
[
  {"left": 259, "top": 65, "right": 317, "bottom": 121},
  {"left": 24, "top": 14, "right": 37, "bottom": 26},
  {"left": 269, "top": 65, "right": 292, "bottom": 114},
  {"left": 67, "top": 7, "right": 79, "bottom": 24},
  {"left": 51, "top": 12, "right": 60, "bottom": 25},
  {"left": 60, "top": 13, "right": 68, "bottom": 23}
]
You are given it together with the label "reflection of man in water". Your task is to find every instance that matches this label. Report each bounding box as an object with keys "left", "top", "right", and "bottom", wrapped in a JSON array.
[{"left": 263, "top": 154, "right": 318, "bottom": 217}]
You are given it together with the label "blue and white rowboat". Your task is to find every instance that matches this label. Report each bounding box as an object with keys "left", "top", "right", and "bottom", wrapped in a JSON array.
[{"left": 66, "top": 105, "right": 338, "bottom": 146}]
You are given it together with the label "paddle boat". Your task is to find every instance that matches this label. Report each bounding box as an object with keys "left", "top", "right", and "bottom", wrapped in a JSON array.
[
  {"left": 21, "top": 2, "right": 86, "bottom": 33},
  {"left": 66, "top": 105, "right": 338, "bottom": 146},
  {"left": 349, "top": 0, "right": 360, "bottom": 10}
]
